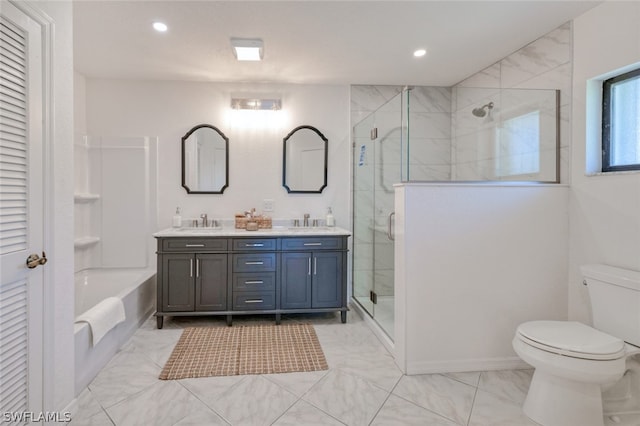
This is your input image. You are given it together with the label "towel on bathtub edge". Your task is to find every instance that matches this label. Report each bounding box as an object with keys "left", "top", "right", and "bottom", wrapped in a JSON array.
[{"left": 75, "top": 296, "right": 126, "bottom": 346}]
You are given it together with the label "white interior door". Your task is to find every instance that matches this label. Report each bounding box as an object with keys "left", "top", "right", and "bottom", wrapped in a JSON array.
[{"left": 0, "top": 1, "right": 45, "bottom": 416}]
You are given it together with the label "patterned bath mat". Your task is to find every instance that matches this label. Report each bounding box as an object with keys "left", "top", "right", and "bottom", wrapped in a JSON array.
[{"left": 159, "top": 324, "right": 328, "bottom": 380}]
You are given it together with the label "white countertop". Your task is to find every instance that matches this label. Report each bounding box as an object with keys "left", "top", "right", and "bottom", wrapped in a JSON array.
[{"left": 153, "top": 225, "right": 351, "bottom": 238}]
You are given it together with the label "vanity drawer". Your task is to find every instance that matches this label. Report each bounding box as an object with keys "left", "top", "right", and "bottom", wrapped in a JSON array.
[
  {"left": 281, "top": 237, "right": 345, "bottom": 251},
  {"left": 233, "top": 272, "right": 276, "bottom": 292},
  {"left": 232, "top": 238, "right": 278, "bottom": 251},
  {"left": 162, "top": 238, "right": 228, "bottom": 252},
  {"left": 233, "top": 292, "right": 275, "bottom": 310},
  {"left": 233, "top": 253, "right": 276, "bottom": 272}
]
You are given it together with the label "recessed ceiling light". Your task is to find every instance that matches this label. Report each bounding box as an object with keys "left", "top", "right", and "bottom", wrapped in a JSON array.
[
  {"left": 231, "top": 38, "right": 264, "bottom": 61},
  {"left": 153, "top": 22, "right": 168, "bottom": 32},
  {"left": 413, "top": 48, "right": 427, "bottom": 58}
]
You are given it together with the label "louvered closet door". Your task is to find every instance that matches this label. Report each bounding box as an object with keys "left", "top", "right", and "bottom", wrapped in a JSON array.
[{"left": 0, "top": 1, "right": 45, "bottom": 418}]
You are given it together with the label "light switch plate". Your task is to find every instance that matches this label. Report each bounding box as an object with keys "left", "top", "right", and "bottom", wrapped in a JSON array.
[{"left": 263, "top": 199, "right": 274, "bottom": 212}]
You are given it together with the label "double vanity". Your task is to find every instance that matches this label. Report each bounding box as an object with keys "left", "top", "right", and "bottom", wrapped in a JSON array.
[{"left": 153, "top": 226, "right": 350, "bottom": 328}]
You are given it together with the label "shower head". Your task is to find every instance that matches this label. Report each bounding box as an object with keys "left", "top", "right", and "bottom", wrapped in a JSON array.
[{"left": 472, "top": 102, "right": 494, "bottom": 118}]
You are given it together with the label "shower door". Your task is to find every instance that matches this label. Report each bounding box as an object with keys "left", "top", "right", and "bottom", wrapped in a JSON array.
[{"left": 353, "top": 91, "right": 406, "bottom": 339}]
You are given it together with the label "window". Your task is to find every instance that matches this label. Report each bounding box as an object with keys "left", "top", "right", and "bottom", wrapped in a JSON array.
[
  {"left": 602, "top": 68, "right": 640, "bottom": 172},
  {"left": 495, "top": 111, "right": 541, "bottom": 178}
]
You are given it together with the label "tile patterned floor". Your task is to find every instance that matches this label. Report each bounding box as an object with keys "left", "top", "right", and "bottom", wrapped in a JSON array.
[{"left": 67, "top": 310, "right": 639, "bottom": 426}]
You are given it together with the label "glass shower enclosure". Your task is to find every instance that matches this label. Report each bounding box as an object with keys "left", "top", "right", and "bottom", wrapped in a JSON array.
[
  {"left": 352, "top": 86, "right": 559, "bottom": 340},
  {"left": 352, "top": 91, "right": 408, "bottom": 340}
]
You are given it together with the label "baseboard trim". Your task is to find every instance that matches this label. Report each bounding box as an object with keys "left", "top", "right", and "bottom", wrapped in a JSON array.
[{"left": 406, "top": 356, "right": 530, "bottom": 375}]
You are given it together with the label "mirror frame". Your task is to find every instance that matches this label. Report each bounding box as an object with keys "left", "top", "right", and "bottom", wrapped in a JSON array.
[
  {"left": 282, "top": 125, "right": 328, "bottom": 194},
  {"left": 181, "top": 124, "right": 229, "bottom": 194}
]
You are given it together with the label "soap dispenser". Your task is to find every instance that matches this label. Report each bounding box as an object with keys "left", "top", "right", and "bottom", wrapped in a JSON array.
[
  {"left": 326, "top": 207, "right": 335, "bottom": 227},
  {"left": 172, "top": 207, "right": 182, "bottom": 228}
]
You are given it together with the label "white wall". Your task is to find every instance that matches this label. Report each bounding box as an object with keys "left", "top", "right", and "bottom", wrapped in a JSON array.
[
  {"left": 83, "top": 79, "right": 351, "bottom": 231},
  {"left": 395, "top": 183, "right": 569, "bottom": 374},
  {"left": 569, "top": 2, "right": 640, "bottom": 323}
]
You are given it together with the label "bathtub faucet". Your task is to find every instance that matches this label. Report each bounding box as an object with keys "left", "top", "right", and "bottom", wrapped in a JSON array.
[{"left": 200, "top": 213, "right": 208, "bottom": 227}]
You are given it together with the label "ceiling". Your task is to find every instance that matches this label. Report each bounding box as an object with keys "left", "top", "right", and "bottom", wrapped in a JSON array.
[{"left": 73, "top": 1, "right": 601, "bottom": 87}]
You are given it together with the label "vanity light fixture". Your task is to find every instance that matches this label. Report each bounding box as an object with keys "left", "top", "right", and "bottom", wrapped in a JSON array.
[
  {"left": 152, "top": 22, "right": 168, "bottom": 32},
  {"left": 231, "top": 98, "right": 281, "bottom": 111},
  {"left": 231, "top": 38, "right": 264, "bottom": 61},
  {"left": 413, "top": 48, "right": 427, "bottom": 58}
]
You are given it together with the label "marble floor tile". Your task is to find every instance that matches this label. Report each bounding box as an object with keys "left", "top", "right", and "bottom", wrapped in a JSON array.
[
  {"left": 88, "top": 349, "right": 161, "bottom": 409},
  {"left": 121, "top": 327, "right": 183, "bottom": 368},
  {"left": 69, "top": 409, "right": 114, "bottom": 426},
  {"left": 477, "top": 369, "right": 533, "bottom": 405},
  {"left": 326, "top": 347, "right": 403, "bottom": 391},
  {"left": 392, "top": 373, "right": 476, "bottom": 425},
  {"left": 68, "top": 388, "right": 104, "bottom": 421},
  {"left": 179, "top": 375, "right": 248, "bottom": 407},
  {"left": 203, "top": 375, "right": 298, "bottom": 426},
  {"left": 75, "top": 310, "right": 627, "bottom": 426},
  {"left": 444, "top": 371, "right": 482, "bottom": 387},
  {"left": 468, "top": 389, "right": 538, "bottom": 426},
  {"left": 303, "top": 370, "right": 389, "bottom": 426},
  {"left": 271, "top": 400, "right": 345, "bottom": 426},
  {"left": 371, "top": 394, "right": 459, "bottom": 426},
  {"left": 263, "top": 370, "right": 328, "bottom": 397},
  {"left": 105, "top": 380, "right": 226, "bottom": 426}
]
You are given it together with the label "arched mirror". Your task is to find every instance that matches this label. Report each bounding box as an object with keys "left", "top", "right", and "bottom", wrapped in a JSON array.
[
  {"left": 283, "top": 125, "right": 328, "bottom": 193},
  {"left": 182, "top": 124, "right": 229, "bottom": 194}
]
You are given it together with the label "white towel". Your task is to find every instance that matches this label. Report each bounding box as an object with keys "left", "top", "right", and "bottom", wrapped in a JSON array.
[{"left": 75, "top": 297, "right": 126, "bottom": 346}]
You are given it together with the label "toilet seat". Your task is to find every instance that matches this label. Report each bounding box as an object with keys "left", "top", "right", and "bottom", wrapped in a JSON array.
[{"left": 517, "top": 321, "right": 626, "bottom": 361}]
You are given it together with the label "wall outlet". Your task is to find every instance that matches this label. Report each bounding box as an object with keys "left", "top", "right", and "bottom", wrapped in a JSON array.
[{"left": 263, "top": 199, "right": 274, "bottom": 212}]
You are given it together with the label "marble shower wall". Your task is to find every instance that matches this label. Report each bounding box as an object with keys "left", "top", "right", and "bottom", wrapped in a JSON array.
[{"left": 452, "top": 22, "right": 572, "bottom": 183}]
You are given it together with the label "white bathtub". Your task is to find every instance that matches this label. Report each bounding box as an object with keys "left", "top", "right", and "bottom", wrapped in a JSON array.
[{"left": 74, "top": 268, "right": 156, "bottom": 395}]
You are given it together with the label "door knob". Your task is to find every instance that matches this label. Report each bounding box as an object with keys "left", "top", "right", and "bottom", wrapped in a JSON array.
[{"left": 26, "top": 252, "right": 47, "bottom": 269}]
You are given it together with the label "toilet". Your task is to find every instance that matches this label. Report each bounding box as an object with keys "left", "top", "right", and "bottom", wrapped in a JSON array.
[{"left": 513, "top": 264, "right": 640, "bottom": 426}]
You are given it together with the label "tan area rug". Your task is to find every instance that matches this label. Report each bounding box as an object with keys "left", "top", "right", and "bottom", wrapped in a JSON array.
[{"left": 159, "top": 324, "right": 328, "bottom": 380}]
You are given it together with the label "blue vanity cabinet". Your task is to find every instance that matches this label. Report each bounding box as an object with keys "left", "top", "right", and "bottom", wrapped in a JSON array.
[
  {"left": 159, "top": 252, "right": 228, "bottom": 325},
  {"left": 231, "top": 238, "right": 278, "bottom": 312},
  {"left": 157, "top": 238, "right": 229, "bottom": 329},
  {"left": 195, "top": 254, "right": 228, "bottom": 311},
  {"left": 280, "top": 237, "right": 348, "bottom": 323},
  {"left": 155, "top": 234, "right": 348, "bottom": 328}
]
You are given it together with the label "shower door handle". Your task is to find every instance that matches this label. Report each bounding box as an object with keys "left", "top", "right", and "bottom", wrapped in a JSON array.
[{"left": 387, "top": 212, "right": 395, "bottom": 241}]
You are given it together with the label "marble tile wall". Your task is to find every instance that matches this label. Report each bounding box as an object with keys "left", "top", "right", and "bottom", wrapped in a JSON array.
[{"left": 452, "top": 22, "right": 572, "bottom": 183}]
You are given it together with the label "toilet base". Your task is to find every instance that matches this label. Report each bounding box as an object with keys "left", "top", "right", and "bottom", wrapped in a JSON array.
[{"left": 523, "top": 369, "right": 604, "bottom": 426}]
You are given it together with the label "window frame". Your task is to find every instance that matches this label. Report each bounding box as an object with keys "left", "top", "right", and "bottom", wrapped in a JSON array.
[{"left": 602, "top": 67, "right": 640, "bottom": 172}]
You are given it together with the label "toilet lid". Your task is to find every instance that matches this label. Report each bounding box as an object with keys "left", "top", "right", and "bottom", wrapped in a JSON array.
[{"left": 517, "top": 321, "right": 626, "bottom": 360}]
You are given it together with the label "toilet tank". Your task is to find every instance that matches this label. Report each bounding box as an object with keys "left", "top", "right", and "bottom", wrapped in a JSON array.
[{"left": 581, "top": 264, "right": 640, "bottom": 347}]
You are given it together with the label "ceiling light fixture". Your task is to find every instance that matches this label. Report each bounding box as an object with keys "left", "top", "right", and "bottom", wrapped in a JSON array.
[
  {"left": 413, "top": 48, "right": 427, "bottom": 58},
  {"left": 231, "top": 98, "right": 281, "bottom": 111},
  {"left": 231, "top": 38, "right": 264, "bottom": 61},
  {"left": 152, "top": 22, "right": 168, "bottom": 32}
]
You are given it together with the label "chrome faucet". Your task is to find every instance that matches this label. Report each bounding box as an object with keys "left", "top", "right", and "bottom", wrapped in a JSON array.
[
  {"left": 303, "top": 213, "right": 310, "bottom": 227},
  {"left": 200, "top": 213, "right": 208, "bottom": 227}
]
